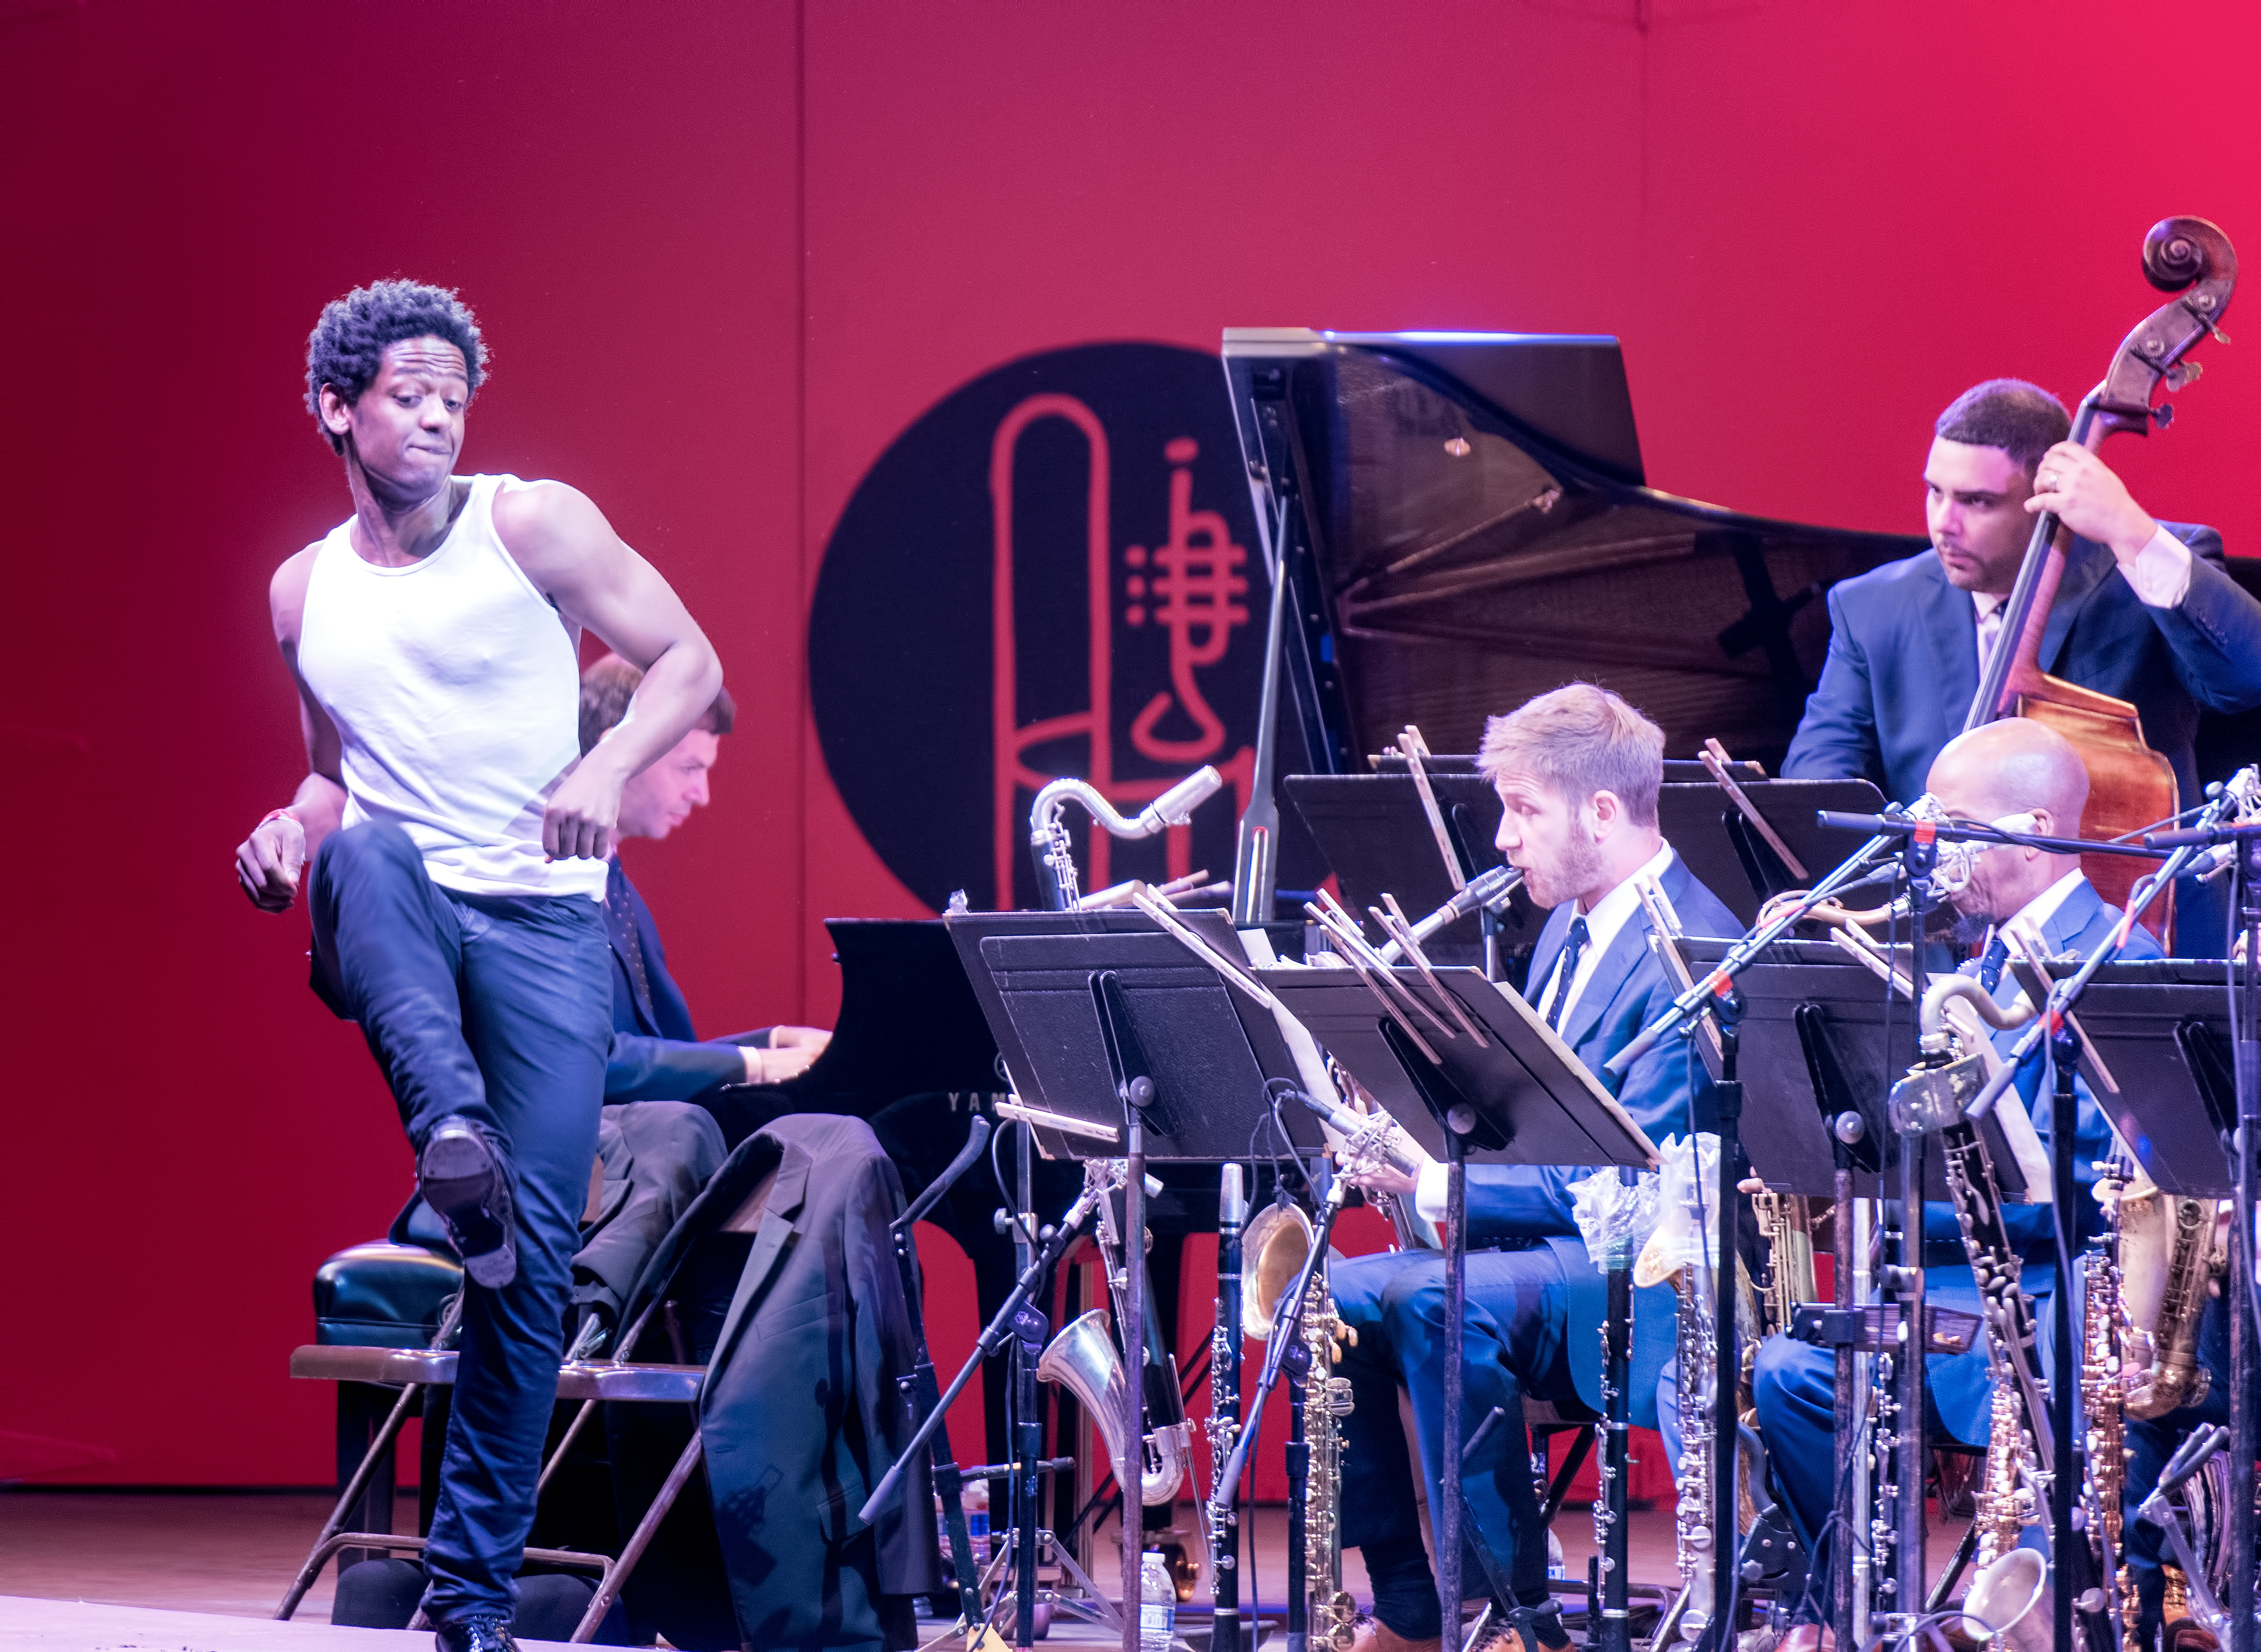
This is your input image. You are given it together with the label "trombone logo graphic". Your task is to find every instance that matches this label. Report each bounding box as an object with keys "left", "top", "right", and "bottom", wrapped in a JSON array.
[{"left": 811, "top": 343, "right": 1266, "bottom": 912}]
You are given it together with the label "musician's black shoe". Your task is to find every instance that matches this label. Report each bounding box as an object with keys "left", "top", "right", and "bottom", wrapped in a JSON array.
[
  {"left": 432, "top": 1615, "right": 518, "bottom": 1652},
  {"left": 419, "top": 1116, "right": 517, "bottom": 1289}
]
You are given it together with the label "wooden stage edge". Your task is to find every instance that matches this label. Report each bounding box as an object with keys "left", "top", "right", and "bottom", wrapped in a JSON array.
[{"left": 0, "top": 1596, "right": 578, "bottom": 1651}]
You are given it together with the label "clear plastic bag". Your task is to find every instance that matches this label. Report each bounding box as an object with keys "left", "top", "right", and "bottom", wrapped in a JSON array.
[
  {"left": 1568, "top": 1161, "right": 1660, "bottom": 1268},
  {"left": 1646, "top": 1132, "right": 1724, "bottom": 1274}
]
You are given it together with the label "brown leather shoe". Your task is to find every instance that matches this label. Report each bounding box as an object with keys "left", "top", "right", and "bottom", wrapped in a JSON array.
[{"left": 1348, "top": 1617, "right": 1443, "bottom": 1652}]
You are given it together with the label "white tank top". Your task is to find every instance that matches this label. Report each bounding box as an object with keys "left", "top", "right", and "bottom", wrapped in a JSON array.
[{"left": 297, "top": 474, "right": 605, "bottom": 901}]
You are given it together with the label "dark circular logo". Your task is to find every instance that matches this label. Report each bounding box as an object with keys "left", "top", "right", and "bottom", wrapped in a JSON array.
[{"left": 811, "top": 342, "right": 1274, "bottom": 912}]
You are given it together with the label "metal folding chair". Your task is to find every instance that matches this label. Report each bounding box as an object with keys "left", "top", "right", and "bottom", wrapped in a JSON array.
[{"left": 277, "top": 1297, "right": 708, "bottom": 1644}]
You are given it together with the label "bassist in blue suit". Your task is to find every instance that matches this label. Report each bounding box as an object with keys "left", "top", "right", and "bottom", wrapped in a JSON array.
[
  {"left": 1783, "top": 378, "right": 2261, "bottom": 818},
  {"left": 1328, "top": 683, "right": 1742, "bottom": 1652}
]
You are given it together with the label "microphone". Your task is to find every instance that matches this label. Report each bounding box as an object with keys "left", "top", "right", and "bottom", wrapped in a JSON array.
[{"left": 1375, "top": 864, "right": 1524, "bottom": 963}]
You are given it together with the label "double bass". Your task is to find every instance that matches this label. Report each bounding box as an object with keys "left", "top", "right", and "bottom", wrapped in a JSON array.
[{"left": 1963, "top": 216, "right": 2239, "bottom": 931}]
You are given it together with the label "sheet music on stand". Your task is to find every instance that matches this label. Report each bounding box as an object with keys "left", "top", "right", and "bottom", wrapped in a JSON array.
[
  {"left": 945, "top": 908, "right": 1329, "bottom": 1162},
  {"left": 1676, "top": 936, "right": 2047, "bottom": 1202}
]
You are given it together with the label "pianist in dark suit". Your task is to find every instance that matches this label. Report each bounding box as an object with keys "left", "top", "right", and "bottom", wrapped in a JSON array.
[
  {"left": 1328, "top": 684, "right": 1738, "bottom": 1652},
  {"left": 1782, "top": 378, "right": 2261, "bottom": 818},
  {"left": 579, "top": 654, "right": 830, "bottom": 1105}
]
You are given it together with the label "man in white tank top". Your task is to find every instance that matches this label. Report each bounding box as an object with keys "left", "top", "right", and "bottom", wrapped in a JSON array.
[{"left": 232, "top": 281, "right": 722, "bottom": 1652}]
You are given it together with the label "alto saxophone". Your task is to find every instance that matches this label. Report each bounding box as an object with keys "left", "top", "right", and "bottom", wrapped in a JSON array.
[{"left": 2111, "top": 1159, "right": 2226, "bottom": 1421}]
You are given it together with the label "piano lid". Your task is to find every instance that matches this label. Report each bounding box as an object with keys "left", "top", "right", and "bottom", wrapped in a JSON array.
[{"left": 1220, "top": 329, "right": 1925, "bottom": 774}]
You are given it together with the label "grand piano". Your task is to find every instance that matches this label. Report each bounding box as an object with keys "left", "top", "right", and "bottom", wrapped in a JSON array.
[{"left": 1218, "top": 329, "right": 1926, "bottom": 777}]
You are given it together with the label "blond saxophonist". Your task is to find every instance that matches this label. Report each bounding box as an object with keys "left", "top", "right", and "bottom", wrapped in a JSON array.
[
  {"left": 1326, "top": 685, "right": 1741, "bottom": 1652},
  {"left": 1749, "top": 717, "right": 2162, "bottom": 1652}
]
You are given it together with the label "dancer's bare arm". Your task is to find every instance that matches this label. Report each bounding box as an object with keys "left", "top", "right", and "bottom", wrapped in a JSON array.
[
  {"left": 494, "top": 481, "right": 722, "bottom": 863},
  {"left": 235, "top": 548, "right": 349, "bottom": 912}
]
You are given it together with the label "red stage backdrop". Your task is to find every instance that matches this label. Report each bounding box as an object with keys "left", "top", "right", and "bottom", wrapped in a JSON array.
[{"left": 3, "top": 0, "right": 2258, "bottom": 1485}]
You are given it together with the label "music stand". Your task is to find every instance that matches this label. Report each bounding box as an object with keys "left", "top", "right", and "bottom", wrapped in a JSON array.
[
  {"left": 1258, "top": 960, "right": 1654, "bottom": 1652},
  {"left": 947, "top": 911, "right": 1328, "bottom": 1162},
  {"left": 1282, "top": 774, "right": 1544, "bottom": 965},
  {"left": 1656, "top": 779, "right": 1889, "bottom": 929},
  {"left": 2009, "top": 958, "right": 2245, "bottom": 1198},
  {"left": 948, "top": 912, "right": 1331, "bottom": 1652},
  {"left": 1675, "top": 938, "right": 2043, "bottom": 1203}
]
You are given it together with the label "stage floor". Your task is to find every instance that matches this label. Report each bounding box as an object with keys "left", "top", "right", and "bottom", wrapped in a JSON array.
[{"left": 2, "top": 1490, "right": 1966, "bottom": 1648}]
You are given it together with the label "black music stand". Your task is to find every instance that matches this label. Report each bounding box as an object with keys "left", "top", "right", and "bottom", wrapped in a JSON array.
[
  {"left": 1655, "top": 779, "right": 1889, "bottom": 929},
  {"left": 1258, "top": 963, "right": 1656, "bottom": 1652},
  {"left": 1678, "top": 938, "right": 2043, "bottom": 1203},
  {"left": 1283, "top": 774, "right": 1542, "bottom": 966},
  {"left": 946, "top": 912, "right": 1327, "bottom": 1163},
  {"left": 2011, "top": 958, "right": 2245, "bottom": 1198},
  {"left": 948, "top": 914, "right": 1327, "bottom": 1652}
]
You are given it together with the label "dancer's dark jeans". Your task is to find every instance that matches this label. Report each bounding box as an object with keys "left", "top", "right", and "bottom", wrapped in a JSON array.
[{"left": 310, "top": 822, "right": 610, "bottom": 1626}]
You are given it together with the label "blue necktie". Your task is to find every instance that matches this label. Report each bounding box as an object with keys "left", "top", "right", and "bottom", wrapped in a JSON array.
[
  {"left": 1976, "top": 935, "right": 2008, "bottom": 993},
  {"left": 1544, "top": 915, "right": 1591, "bottom": 1031}
]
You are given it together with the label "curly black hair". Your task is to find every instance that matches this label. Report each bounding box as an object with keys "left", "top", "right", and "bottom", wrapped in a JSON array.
[{"left": 304, "top": 280, "right": 488, "bottom": 453}]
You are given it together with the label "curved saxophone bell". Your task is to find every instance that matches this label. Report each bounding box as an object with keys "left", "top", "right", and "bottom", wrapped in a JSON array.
[
  {"left": 1960, "top": 1547, "right": 2054, "bottom": 1652},
  {"left": 1035, "top": 1309, "right": 1189, "bottom": 1507},
  {"left": 1241, "top": 1202, "right": 1317, "bottom": 1342}
]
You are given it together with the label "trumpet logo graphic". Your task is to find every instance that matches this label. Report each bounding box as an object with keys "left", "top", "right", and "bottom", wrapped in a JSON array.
[
  {"left": 992, "top": 401, "right": 1252, "bottom": 904},
  {"left": 812, "top": 343, "right": 1268, "bottom": 913}
]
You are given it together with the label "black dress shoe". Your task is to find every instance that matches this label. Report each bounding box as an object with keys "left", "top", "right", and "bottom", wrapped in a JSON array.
[
  {"left": 419, "top": 1116, "right": 517, "bottom": 1288},
  {"left": 433, "top": 1614, "right": 519, "bottom": 1652}
]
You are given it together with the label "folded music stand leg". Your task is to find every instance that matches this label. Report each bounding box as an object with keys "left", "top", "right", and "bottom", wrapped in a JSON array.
[
  {"left": 1597, "top": 1169, "right": 1633, "bottom": 1652},
  {"left": 1437, "top": 1119, "right": 1467, "bottom": 1648},
  {"left": 2230, "top": 838, "right": 2261, "bottom": 1652},
  {"left": 1121, "top": 1113, "right": 1145, "bottom": 1652},
  {"left": 1830, "top": 1145, "right": 1858, "bottom": 1652}
]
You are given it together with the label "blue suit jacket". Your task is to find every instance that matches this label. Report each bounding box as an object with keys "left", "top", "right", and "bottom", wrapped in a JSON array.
[
  {"left": 1460, "top": 850, "right": 1743, "bottom": 1425},
  {"left": 603, "top": 861, "right": 767, "bottom": 1102},
  {"left": 1782, "top": 527, "right": 2261, "bottom": 810},
  {"left": 1923, "top": 876, "right": 2163, "bottom": 1446}
]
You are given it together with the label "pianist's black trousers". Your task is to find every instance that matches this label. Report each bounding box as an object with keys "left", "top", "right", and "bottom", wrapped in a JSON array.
[{"left": 310, "top": 821, "right": 611, "bottom": 1628}]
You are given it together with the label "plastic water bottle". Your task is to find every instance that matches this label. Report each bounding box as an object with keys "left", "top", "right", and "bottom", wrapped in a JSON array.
[
  {"left": 1139, "top": 1551, "right": 1176, "bottom": 1652},
  {"left": 963, "top": 1480, "right": 991, "bottom": 1567}
]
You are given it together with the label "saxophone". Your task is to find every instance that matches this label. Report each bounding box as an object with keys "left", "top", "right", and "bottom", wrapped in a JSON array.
[
  {"left": 1752, "top": 1192, "right": 1818, "bottom": 1342},
  {"left": 1302, "top": 1268, "right": 1358, "bottom": 1650},
  {"left": 2113, "top": 1160, "right": 2226, "bottom": 1421},
  {"left": 1895, "top": 974, "right": 2104, "bottom": 1651},
  {"left": 2081, "top": 1240, "right": 2132, "bottom": 1639}
]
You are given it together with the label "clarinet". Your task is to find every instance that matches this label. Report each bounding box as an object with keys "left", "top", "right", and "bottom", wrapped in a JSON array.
[{"left": 1207, "top": 1164, "right": 1246, "bottom": 1652}]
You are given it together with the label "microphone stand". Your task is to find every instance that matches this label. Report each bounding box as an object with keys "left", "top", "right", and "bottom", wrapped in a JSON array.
[
  {"left": 860, "top": 1172, "right": 1107, "bottom": 1528},
  {"left": 888, "top": 1117, "right": 997, "bottom": 1630},
  {"left": 2145, "top": 802, "right": 2261, "bottom": 1652}
]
